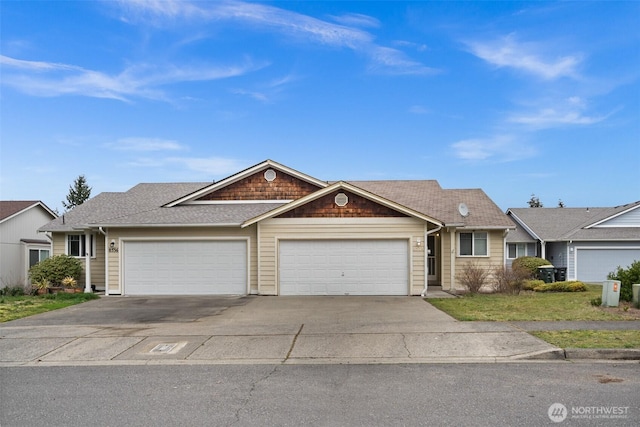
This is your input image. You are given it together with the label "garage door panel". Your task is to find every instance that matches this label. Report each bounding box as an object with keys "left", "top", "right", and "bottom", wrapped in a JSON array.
[
  {"left": 576, "top": 248, "right": 640, "bottom": 282},
  {"left": 123, "top": 240, "right": 246, "bottom": 295},
  {"left": 279, "top": 240, "right": 408, "bottom": 296}
]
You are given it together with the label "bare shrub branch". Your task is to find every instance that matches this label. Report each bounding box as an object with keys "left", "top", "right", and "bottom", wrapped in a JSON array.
[{"left": 456, "top": 261, "right": 490, "bottom": 294}]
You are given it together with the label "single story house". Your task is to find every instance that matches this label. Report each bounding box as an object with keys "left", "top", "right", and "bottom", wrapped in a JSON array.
[
  {"left": 39, "top": 160, "right": 514, "bottom": 296},
  {"left": 1, "top": 200, "right": 57, "bottom": 287},
  {"left": 506, "top": 201, "right": 640, "bottom": 282}
]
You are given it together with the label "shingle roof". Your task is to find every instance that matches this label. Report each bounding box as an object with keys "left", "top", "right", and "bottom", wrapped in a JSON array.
[
  {"left": 350, "top": 181, "right": 513, "bottom": 228},
  {"left": 507, "top": 201, "right": 640, "bottom": 242},
  {"left": 1, "top": 201, "right": 56, "bottom": 222},
  {"left": 40, "top": 170, "right": 514, "bottom": 231}
]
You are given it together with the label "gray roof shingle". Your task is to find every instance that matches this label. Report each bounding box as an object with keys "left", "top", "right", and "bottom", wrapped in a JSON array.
[
  {"left": 507, "top": 201, "right": 640, "bottom": 242},
  {"left": 40, "top": 176, "right": 514, "bottom": 231}
]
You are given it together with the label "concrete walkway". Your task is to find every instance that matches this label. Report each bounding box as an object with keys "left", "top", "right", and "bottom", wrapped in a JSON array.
[{"left": 0, "top": 296, "right": 565, "bottom": 366}]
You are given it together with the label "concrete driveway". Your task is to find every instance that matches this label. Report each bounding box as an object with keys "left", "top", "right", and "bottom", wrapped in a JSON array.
[{"left": 0, "top": 296, "right": 560, "bottom": 366}]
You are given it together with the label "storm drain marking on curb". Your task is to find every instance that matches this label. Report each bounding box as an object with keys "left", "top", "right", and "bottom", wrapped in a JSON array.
[{"left": 149, "top": 342, "right": 187, "bottom": 355}]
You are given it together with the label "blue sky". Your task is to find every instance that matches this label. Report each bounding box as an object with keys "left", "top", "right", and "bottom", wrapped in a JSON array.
[{"left": 1, "top": 1, "right": 638, "bottom": 213}]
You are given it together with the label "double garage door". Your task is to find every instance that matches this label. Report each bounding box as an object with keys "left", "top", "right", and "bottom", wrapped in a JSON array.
[
  {"left": 279, "top": 240, "right": 409, "bottom": 296},
  {"left": 123, "top": 240, "right": 247, "bottom": 295},
  {"left": 121, "top": 239, "right": 409, "bottom": 296}
]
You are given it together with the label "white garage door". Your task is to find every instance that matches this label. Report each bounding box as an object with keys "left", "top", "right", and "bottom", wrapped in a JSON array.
[
  {"left": 279, "top": 240, "right": 409, "bottom": 296},
  {"left": 576, "top": 248, "right": 640, "bottom": 282},
  {"left": 123, "top": 240, "right": 247, "bottom": 295}
]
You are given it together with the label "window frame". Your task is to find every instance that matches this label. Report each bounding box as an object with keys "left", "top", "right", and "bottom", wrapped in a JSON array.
[
  {"left": 458, "top": 231, "right": 489, "bottom": 257},
  {"left": 66, "top": 233, "right": 96, "bottom": 258},
  {"left": 29, "top": 248, "right": 50, "bottom": 268}
]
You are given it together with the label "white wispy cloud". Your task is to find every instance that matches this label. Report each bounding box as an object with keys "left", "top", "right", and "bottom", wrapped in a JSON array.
[
  {"left": 508, "top": 108, "right": 611, "bottom": 127},
  {"left": 0, "top": 55, "right": 261, "bottom": 101},
  {"left": 120, "top": 0, "right": 436, "bottom": 76},
  {"left": 409, "top": 105, "right": 430, "bottom": 114},
  {"left": 107, "top": 137, "right": 186, "bottom": 151},
  {"left": 125, "top": 155, "right": 246, "bottom": 177},
  {"left": 451, "top": 135, "right": 536, "bottom": 162},
  {"left": 507, "top": 96, "right": 617, "bottom": 128},
  {"left": 466, "top": 34, "right": 582, "bottom": 80},
  {"left": 329, "top": 13, "right": 380, "bottom": 29}
]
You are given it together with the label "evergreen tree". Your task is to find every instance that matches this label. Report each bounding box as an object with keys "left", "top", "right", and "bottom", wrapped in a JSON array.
[
  {"left": 62, "top": 175, "right": 91, "bottom": 211},
  {"left": 527, "top": 193, "right": 543, "bottom": 208}
]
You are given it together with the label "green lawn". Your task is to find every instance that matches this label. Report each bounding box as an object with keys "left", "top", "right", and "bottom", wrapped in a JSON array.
[
  {"left": 427, "top": 285, "right": 640, "bottom": 348},
  {"left": 427, "top": 285, "right": 631, "bottom": 321},
  {"left": 0, "top": 293, "right": 100, "bottom": 322},
  {"left": 531, "top": 330, "right": 640, "bottom": 349}
]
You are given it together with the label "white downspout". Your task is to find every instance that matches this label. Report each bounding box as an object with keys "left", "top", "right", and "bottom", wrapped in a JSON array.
[
  {"left": 421, "top": 225, "right": 442, "bottom": 297},
  {"left": 98, "top": 227, "right": 108, "bottom": 295},
  {"left": 84, "top": 233, "right": 91, "bottom": 293}
]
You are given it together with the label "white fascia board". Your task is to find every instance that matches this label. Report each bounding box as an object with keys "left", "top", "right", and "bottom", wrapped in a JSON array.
[
  {"left": 507, "top": 212, "right": 542, "bottom": 241},
  {"left": 183, "top": 200, "right": 292, "bottom": 205},
  {"left": 164, "top": 159, "right": 328, "bottom": 207},
  {"left": 241, "top": 181, "right": 443, "bottom": 228},
  {"left": 87, "top": 223, "right": 243, "bottom": 228},
  {"left": 585, "top": 203, "right": 640, "bottom": 229},
  {"left": 0, "top": 202, "right": 56, "bottom": 224}
]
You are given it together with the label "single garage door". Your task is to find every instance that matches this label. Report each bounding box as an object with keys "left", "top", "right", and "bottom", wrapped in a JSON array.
[
  {"left": 576, "top": 248, "right": 640, "bottom": 282},
  {"left": 123, "top": 240, "right": 247, "bottom": 295},
  {"left": 279, "top": 240, "right": 409, "bottom": 296}
]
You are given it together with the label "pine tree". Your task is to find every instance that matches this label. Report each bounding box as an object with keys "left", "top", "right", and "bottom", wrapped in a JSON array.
[
  {"left": 527, "top": 193, "right": 543, "bottom": 208},
  {"left": 62, "top": 175, "right": 92, "bottom": 211}
]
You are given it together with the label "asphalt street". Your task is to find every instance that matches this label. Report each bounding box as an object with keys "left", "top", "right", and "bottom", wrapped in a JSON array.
[{"left": 1, "top": 362, "right": 638, "bottom": 426}]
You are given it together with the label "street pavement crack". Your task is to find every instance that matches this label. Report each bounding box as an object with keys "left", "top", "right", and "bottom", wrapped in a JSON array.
[
  {"left": 401, "top": 333, "right": 412, "bottom": 358},
  {"left": 284, "top": 323, "right": 304, "bottom": 362},
  {"left": 233, "top": 365, "right": 279, "bottom": 425}
]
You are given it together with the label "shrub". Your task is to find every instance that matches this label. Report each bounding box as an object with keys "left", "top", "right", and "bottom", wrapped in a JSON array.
[
  {"left": 29, "top": 255, "right": 82, "bottom": 287},
  {"left": 532, "top": 281, "right": 587, "bottom": 293},
  {"left": 522, "top": 279, "right": 545, "bottom": 291},
  {"left": 511, "top": 256, "right": 553, "bottom": 278},
  {"left": 492, "top": 265, "right": 530, "bottom": 295},
  {"left": 0, "top": 285, "right": 26, "bottom": 296},
  {"left": 456, "top": 261, "right": 490, "bottom": 294},
  {"left": 590, "top": 297, "right": 602, "bottom": 306},
  {"left": 607, "top": 260, "right": 640, "bottom": 302}
]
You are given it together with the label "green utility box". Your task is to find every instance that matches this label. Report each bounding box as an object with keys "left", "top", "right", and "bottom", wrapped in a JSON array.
[
  {"left": 601, "top": 280, "right": 621, "bottom": 307},
  {"left": 633, "top": 284, "right": 640, "bottom": 306},
  {"left": 537, "top": 265, "right": 555, "bottom": 283}
]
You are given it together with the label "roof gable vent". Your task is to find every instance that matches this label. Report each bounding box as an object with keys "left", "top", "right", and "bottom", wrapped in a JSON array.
[
  {"left": 335, "top": 192, "right": 348, "bottom": 207},
  {"left": 264, "top": 169, "right": 277, "bottom": 182}
]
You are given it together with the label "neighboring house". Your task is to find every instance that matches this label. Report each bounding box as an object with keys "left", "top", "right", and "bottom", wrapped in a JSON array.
[
  {"left": 506, "top": 201, "right": 640, "bottom": 282},
  {"left": 39, "top": 160, "right": 513, "bottom": 296},
  {"left": 0, "top": 201, "right": 57, "bottom": 287}
]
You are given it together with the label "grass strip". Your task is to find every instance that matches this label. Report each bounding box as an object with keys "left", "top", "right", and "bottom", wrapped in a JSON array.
[
  {"left": 0, "top": 293, "right": 100, "bottom": 322},
  {"left": 532, "top": 330, "right": 640, "bottom": 349}
]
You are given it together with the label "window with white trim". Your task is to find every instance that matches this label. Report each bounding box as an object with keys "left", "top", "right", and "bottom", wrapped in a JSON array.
[
  {"left": 67, "top": 234, "right": 95, "bottom": 257},
  {"left": 459, "top": 232, "right": 488, "bottom": 256},
  {"left": 29, "top": 248, "right": 50, "bottom": 268},
  {"left": 507, "top": 243, "right": 534, "bottom": 259}
]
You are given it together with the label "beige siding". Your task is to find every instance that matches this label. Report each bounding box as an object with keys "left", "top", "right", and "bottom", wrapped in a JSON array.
[
  {"left": 258, "top": 217, "right": 427, "bottom": 295},
  {"left": 50, "top": 232, "right": 105, "bottom": 289},
  {"left": 105, "top": 226, "right": 257, "bottom": 295},
  {"left": 443, "top": 229, "right": 506, "bottom": 291}
]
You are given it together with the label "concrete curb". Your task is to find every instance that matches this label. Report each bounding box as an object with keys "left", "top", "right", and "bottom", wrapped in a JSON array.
[
  {"left": 564, "top": 348, "right": 640, "bottom": 360},
  {"left": 524, "top": 348, "right": 640, "bottom": 361}
]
